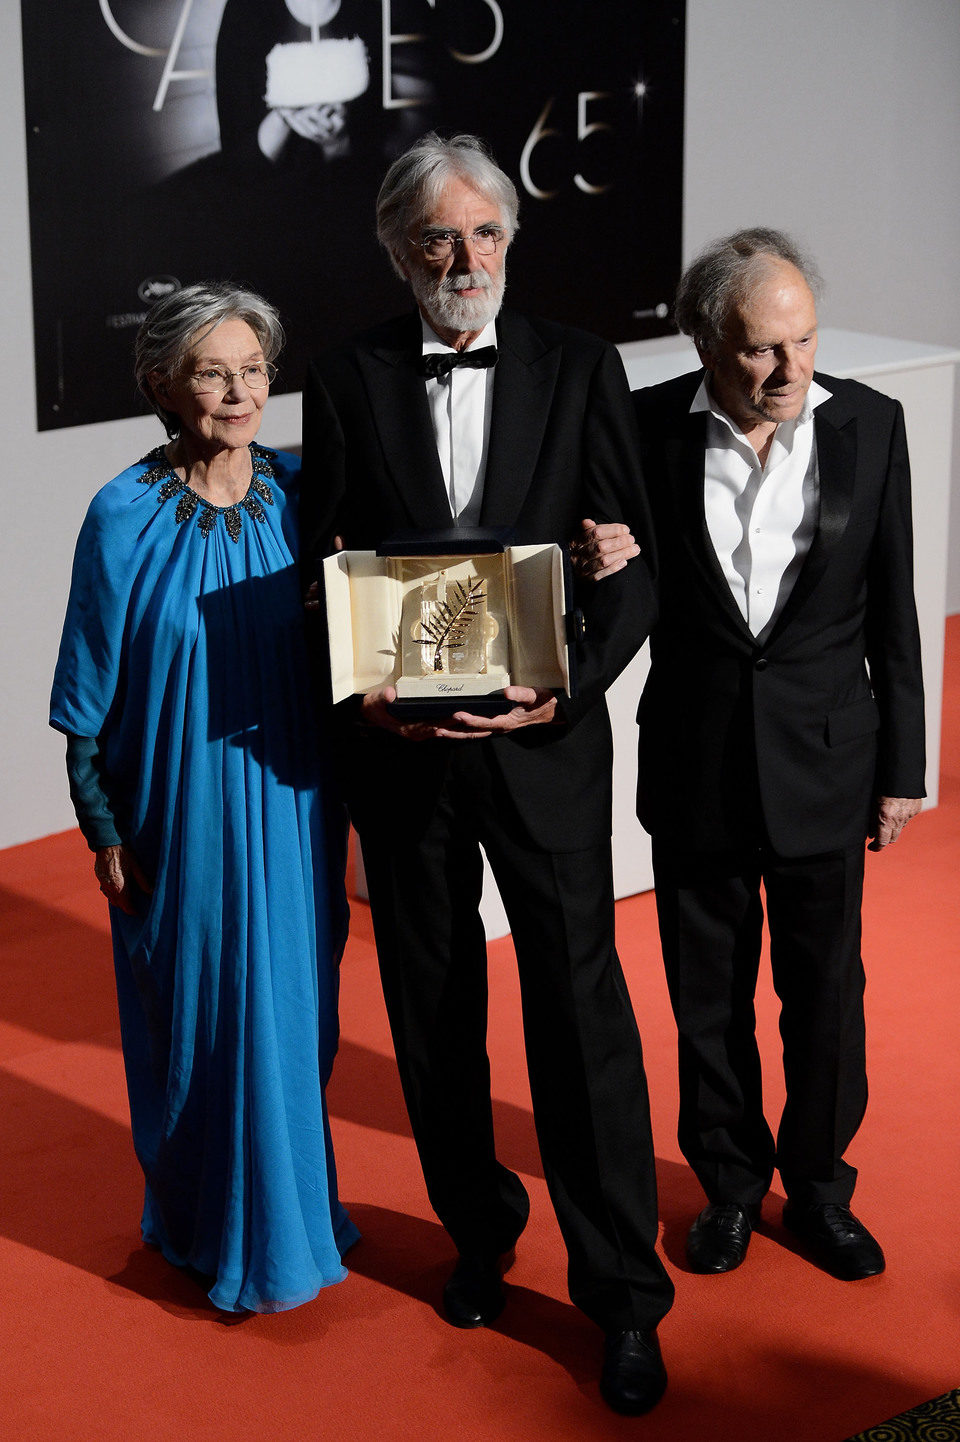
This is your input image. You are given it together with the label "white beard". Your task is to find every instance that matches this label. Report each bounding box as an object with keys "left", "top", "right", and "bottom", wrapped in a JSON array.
[{"left": 410, "top": 266, "right": 505, "bottom": 335}]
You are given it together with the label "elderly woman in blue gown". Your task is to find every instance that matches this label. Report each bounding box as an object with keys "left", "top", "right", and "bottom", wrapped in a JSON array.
[{"left": 50, "top": 282, "right": 358, "bottom": 1314}]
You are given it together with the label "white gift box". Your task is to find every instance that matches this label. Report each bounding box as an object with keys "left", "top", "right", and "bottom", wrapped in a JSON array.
[{"left": 322, "top": 535, "right": 575, "bottom": 716}]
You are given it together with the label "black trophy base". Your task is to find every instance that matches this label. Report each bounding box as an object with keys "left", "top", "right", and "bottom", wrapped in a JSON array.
[{"left": 386, "top": 692, "right": 514, "bottom": 720}]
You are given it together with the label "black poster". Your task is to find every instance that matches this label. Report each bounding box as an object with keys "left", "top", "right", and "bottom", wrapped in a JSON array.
[{"left": 22, "top": 1, "right": 685, "bottom": 430}]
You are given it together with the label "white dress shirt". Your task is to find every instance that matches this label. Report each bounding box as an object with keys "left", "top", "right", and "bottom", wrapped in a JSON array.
[
  {"left": 693, "top": 377, "right": 832, "bottom": 635},
  {"left": 421, "top": 317, "right": 497, "bottom": 527}
]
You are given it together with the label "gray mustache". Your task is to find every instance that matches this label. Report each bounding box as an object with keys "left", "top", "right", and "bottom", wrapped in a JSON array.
[{"left": 441, "top": 272, "right": 493, "bottom": 293}]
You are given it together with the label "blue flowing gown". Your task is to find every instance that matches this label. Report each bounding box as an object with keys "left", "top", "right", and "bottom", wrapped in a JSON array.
[{"left": 50, "top": 445, "right": 359, "bottom": 1312}]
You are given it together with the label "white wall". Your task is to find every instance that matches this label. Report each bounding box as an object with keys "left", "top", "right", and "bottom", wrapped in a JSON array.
[
  {"left": 2, "top": 0, "right": 959, "bottom": 850},
  {"left": 681, "top": 0, "right": 960, "bottom": 608}
]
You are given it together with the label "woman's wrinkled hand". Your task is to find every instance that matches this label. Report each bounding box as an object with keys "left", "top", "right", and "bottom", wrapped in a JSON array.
[
  {"left": 304, "top": 537, "right": 343, "bottom": 611},
  {"left": 94, "top": 844, "right": 152, "bottom": 915}
]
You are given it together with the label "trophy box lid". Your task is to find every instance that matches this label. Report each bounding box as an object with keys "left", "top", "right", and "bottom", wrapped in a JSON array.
[{"left": 376, "top": 527, "right": 513, "bottom": 557}]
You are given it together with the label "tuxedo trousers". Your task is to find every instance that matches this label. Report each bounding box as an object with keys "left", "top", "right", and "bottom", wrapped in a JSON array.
[
  {"left": 351, "top": 737, "right": 674, "bottom": 1333},
  {"left": 652, "top": 838, "right": 868, "bottom": 1209}
]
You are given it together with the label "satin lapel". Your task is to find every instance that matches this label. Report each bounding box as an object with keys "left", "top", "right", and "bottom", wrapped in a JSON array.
[
  {"left": 672, "top": 409, "right": 755, "bottom": 640},
  {"left": 766, "top": 395, "right": 857, "bottom": 640},
  {"left": 357, "top": 316, "right": 452, "bottom": 529},
  {"left": 479, "top": 313, "right": 561, "bottom": 528}
]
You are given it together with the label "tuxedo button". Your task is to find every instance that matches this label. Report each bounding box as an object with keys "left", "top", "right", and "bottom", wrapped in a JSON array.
[{"left": 754, "top": 657, "right": 769, "bottom": 671}]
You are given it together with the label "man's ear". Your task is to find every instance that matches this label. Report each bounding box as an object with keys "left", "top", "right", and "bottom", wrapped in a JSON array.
[{"left": 694, "top": 338, "right": 715, "bottom": 373}]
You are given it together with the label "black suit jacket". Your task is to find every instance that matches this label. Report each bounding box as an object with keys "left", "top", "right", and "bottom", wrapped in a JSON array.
[
  {"left": 633, "top": 370, "right": 925, "bottom": 858},
  {"left": 301, "top": 309, "right": 656, "bottom": 852}
]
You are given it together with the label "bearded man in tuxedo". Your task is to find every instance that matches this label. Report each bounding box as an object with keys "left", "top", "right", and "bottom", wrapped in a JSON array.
[{"left": 301, "top": 132, "right": 674, "bottom": 1415}]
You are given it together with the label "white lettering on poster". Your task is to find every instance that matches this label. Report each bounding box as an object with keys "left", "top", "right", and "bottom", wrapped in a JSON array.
[
  {"left": 99, "top": 1, "right": 620, "bottom": 199},
  {"left": 521, "top": 94, "right": 615, "bottom": 200},
  {"left": 98, "top": 0, "right": 210, "bottom": 112}
]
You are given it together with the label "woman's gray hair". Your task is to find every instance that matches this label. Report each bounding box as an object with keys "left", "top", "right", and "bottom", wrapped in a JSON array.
[
  {"left": 674, "top": 228, "right": 824, "bottom": 351},
  {"left": 134, "top": 280, "right": 284, "bottom": 437},
  {"left": 376, "top": 132, "right": 519, "bottom": 279}
]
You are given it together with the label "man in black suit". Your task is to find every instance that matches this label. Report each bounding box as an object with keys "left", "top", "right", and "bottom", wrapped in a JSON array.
[
  {"left": 301, "top": 133, "right": 673, "bottom": 1414},
  {"left": 587, "top": 227, "right": 925, "bottom": 1281}
]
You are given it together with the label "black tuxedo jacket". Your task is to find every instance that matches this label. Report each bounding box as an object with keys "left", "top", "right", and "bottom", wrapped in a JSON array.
[
  {"left": 301, "top": 308, "right": 656, "bottom": 852},
  {"left": 633, "top": 370, "right": 926, "bottom": 858}
]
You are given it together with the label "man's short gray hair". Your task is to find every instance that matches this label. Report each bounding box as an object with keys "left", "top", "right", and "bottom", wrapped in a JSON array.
[
  {"left": 376, "top": 132, "right": 519, "bottom": 279},
  {"left": 674, "top": 227, "right": 824, "bottom": 351},
  {"left": 135, "top": 280, "right": 284, "bottom": 437}
]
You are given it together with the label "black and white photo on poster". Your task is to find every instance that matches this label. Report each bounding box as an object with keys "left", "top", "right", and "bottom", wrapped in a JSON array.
[{"left": 22, "top": 1, "right": 685, "bottom": 430}]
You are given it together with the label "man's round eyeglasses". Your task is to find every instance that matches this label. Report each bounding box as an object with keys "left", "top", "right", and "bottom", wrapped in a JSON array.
[
  {"left": 411, "top": 227, "right": 506, "bottom": 261},
  {"left": 187, "top": 362, "right": 277, "bottom": 395}
]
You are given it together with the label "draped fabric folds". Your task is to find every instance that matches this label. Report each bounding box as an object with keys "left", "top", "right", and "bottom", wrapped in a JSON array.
[{"left": 51, "top": 448, "right": 358, "bottom": 1313}]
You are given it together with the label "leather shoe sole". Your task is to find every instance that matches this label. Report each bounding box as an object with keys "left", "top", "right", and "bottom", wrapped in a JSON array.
[
  {"left": 600, "top": 1329, "right": 667, "bottom": 1416},
  {"left": 783, "top": 1203, "right": 885, "bottom": 1280},
  {"left": 442, "top": 1248, "right": 515, "bottom": 1328},
  {"left": 687, "top": 1203, "right": 760, "bottom": 1273}
]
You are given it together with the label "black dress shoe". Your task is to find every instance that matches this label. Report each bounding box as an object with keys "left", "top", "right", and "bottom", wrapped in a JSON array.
[
  {"left": 600, "top": 1330, "right": 667, "bottom": 1416},
  {"left": 442, "top": 1248, "right": 515, "bottom": 1328},
  {"left": 687, "top": 1203, "right": 760, "bottom": 1273},
  {"left": 782, "top": 1203, "right": 885, "bottom": 1279}
]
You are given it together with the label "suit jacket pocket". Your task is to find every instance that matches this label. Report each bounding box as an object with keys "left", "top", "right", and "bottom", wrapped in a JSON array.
[{"left": 826, "top": 696, "right": 881, "bottom": 746}]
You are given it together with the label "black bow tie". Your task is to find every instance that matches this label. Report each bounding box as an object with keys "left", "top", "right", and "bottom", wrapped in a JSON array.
[{"left": 418, "top": 346, "right": 498, "bottom": 380}]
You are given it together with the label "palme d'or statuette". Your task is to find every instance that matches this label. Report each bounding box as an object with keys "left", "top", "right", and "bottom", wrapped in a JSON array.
[{"left": 413, "top": 570, "right": 490, "bottom": 675}]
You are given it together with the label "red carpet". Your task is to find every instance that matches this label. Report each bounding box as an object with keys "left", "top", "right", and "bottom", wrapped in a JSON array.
[{"left": 1, "top": 618, "right": 958, "bottom": 1441}]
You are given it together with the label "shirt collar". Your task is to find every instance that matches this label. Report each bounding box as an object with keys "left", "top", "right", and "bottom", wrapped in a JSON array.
[
  {"left": 421, "top": 316, "right": 498, "bottom": 355},
  {"left": 691, "top": 375, "right": 833, "bottom": 434}
]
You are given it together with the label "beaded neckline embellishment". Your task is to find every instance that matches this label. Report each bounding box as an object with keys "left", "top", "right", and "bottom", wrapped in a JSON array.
[{"left": 137, "top": 443, "right": 277, "bottom": 542}]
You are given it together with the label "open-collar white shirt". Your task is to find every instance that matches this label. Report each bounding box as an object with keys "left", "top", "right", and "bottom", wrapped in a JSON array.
[
  {"left": 692, "top": 376, "right": 832, "bottom": 636},
  {"left": 420, "top": 316, "right": 498, "bottom": 528}
]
